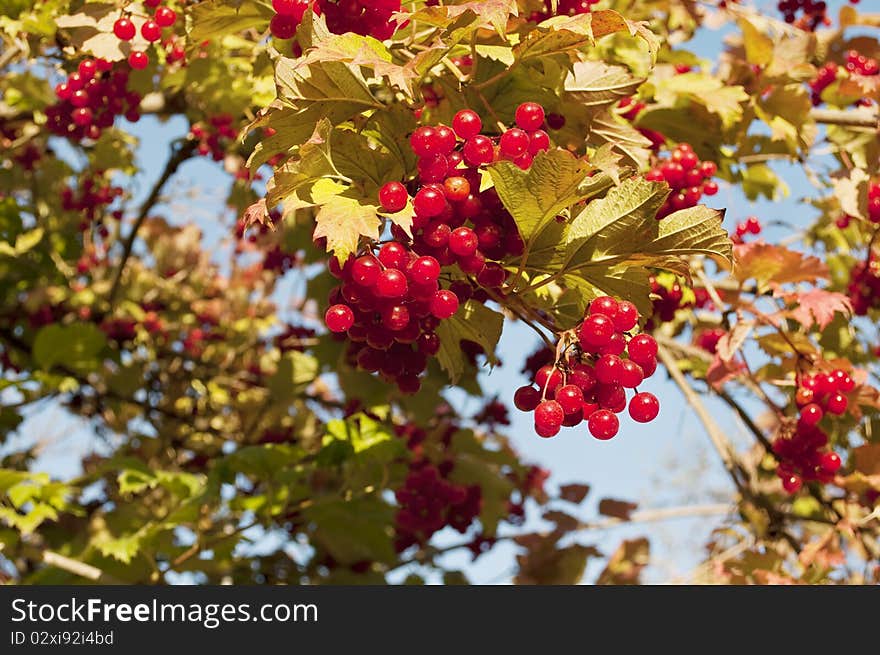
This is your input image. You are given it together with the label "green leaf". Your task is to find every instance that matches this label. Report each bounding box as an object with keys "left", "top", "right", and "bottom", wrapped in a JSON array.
[
  {"left": 565, "top": 60, "right": 645, "bottom": 109},
  {"left": 304, "top": 496, "right": 396, "bottom": 564},
  {"left": 33, "top": 323, "right": 107, "bottom": 372},
  {"left": 436, "top": 300, "right": 504, "bottom": 384},
  {"left": 275, "top": 57, "right": 380, "bottom": 111},
  {"left": 313, "top": 195, "right": 381, "bottom": 264},
  {"left": 324, "top": 414, "right": 396, "bottom": 455},
  {"left": 267, "top": 351, "right": 319, "bottom": 401},
  {"left": 486, "top": 149, "right": 594, "bottom": 243},
  {"left": 188, "top": 0, "right": 274, "bottom": 44}
]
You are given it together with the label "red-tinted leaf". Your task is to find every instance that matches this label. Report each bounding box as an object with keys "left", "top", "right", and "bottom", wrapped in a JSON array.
[
  {"left": 558, "top": 483, "right": 591, "bottom": 504},
  {"left": 781, "top": 288, "right": 852, "bottom": 331},
  {"left": 598, "top": 497, "right": 638, "bottom": 520},
  {"left": 734, "top": 241, "right": 827, "bottom": 288}
]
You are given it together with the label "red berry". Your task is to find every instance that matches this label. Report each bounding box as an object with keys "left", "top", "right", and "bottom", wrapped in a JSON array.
[
  {"left": 535, "top": 400, "right": 565, "bottom": 438},
  {"left": 71, "top": 107, "right": 93, "bottom": 127},
  {"left": 78, "top": 59, "right": 97, "bottom": 80},
  {"left": 499, "top": 128, "right": 530, "bottom": 158},
  {"left": 528, "top": 129, "right": 550, "bottom": 154},
  {"left": 629, "top": 392, "right": 659, "bottom": 423},
  {"left": 351, "top": 254, "right": 381, "bottom": 287},
  {"left": 595, "top": 354, "right": 623, "bottom": 385},
  {"left": 826, "top": 393, "right": 848, "bottom": 415},
  {"left": 514, "top": 385, "right": 541, "bottom": 412},
  {"left": 382, "top": 304, "right": 410, "bottom": 331},
  {"left": 781, "top": 474, "right": 802, "bottom": 494},
  {"left": 452, "top": 109, "right": 482, "bottom": 139},
  {"left": 627, "top": 334, "right": 657, "bottom": 366},
  {"left": 410, "top": 126, "right": 438, "bottom": 157},
  {"left": 378, "top": 181, "right": 408, "bottom": 212},
  {"left": 449, "top": 227, "right": 478, "bottom": 257},
  {"left": 273, "top": 0, "right": 308, "bottom": 19},
  {"left": 555, "top": 384, "right": 584, "bottom": 415},
  {"left": 618, "top": 360, "right": 644, "bottom": 388},
  {"left": 579, "top": 314, "right": 614, "bottom": 351},
  {"left": 270, "top": 13, "right": 298, "bottom": 39},
  {"left": 702, "top": 181, "right": 718, "bottom": 196},
  {"left": 613, "top": 301, "right": 639, "bottom": 331},
  {"left": 799, "top": 403, "right": 823, "bottom": 426},
  {"left": 515, "top": 102, "right": 545, "bottom": 131},
  {"left": 429, "top": 289, "right": 459, "bottom": 319},
  {"left": 588, "top": 409, "right": 619, "bottom": 440},
  {"left": 795, "top": 387, "right": 814, "bottom": 407},
  {"left": 409, "top": 256, "right": 441, "bottom": 285},
  {"left": 569, "top": 365, "right": 596, "bottom": 393},
  {"left": 413, "top": 186, "right": 447, "bottom": 218},
  {"left": 128, "top": 51, "right": 149, "bottom": 70},
  {"left": 113, "top": 18, "right": 136, "bottom": 41},
  {"left": 535, "top": 365, "right": 563, "bottom": 394},
  {"left": 325, "top": 304, "right": 354, "bottom": 332},
  {"left": 462, "top": 135, "right": 495, "bottom": 166},
  {"left": 378, "top": 242, "right": 409, "bottom": 270},
  {"left": 589, "top": 295, "right": 619, "bottom": 319},
  {"left": 819, "top": 452, "right": 842, "bottom": 473},
  {"left": 375, "top": 268, "right": 408, "bottom": 299},
  {"left": 141, "top": 20, "right": 162, "bottom": 42},
  {"left": 443, "top": 176, "right": 470, "bottom": 202}
]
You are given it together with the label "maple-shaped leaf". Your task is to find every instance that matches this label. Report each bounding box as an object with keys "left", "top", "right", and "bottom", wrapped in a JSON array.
[
  {"left": 706, "top": 353, "right": 746, "bottom": 390},
  {"left": 313, "top": 196, "right": 380, "bottom": 264},
  {"left": 734, "top": 241, "right": 828, "bottom": 289},
  {"left": 242, "top": 198, "right": 270, "bottom": 231},
  {"left": 402, "top": 0, "right": 518, "bottom": 37},
  {"left": 514, "top": 11, "right": 631, "bottom": 64},
  {"left": 378, "top": 201, "right": 415, "bottom": 239},
  {"left": 565, "top": 60, "right": 645, "bottom": 109},
  {"left": 781, "top": 288, "right": 852, "bottom": 331},
  {"left": 653, "top": 73, "right": 749, "bottom": 129}
]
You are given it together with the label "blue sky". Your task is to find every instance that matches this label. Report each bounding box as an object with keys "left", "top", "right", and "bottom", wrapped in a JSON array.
[{"left": 6, "top": 0, "right": 866, "bottom": 583}]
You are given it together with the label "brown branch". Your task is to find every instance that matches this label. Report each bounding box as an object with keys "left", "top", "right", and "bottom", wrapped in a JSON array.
[
  {"left": 809, "top": 107, "right": 879, "bottom": 129},
  {"left": 108, "top": 138, "right": 197, "bottom": 304}
]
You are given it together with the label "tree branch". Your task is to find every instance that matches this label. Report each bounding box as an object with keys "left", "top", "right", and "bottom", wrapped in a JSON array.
[
  {"left": 108, "top": 138, "right": 197, "bottom": 304},
  {"left": 809, "top": 107, "right": 879, "bottom": 129}
]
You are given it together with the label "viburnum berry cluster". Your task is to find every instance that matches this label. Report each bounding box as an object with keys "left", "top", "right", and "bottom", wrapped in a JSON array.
[
  {"left": 772, "top": 369, "right": 856, "bottom": 493},
  {"left": 112, "top": 4, "right": 178, "bottom": 70},
  {"left": 324, "top": 242, "right": 458, "bottom": 395},
  {"left": 513, "top": 296, "right": 661, "bottom": 440},
  {"left": 731, "top": 216, "right": 762, "bottom": 244},
  {"left": 776, "top": 0, "right": 830, "bottom": 31},
  {"left": 61, "top": 173, "right": 124, "bottom": 231},
  {"left": 695, "top": 327, "right": 726, "bottom": 354},
  {"left": 645, "top": 143, "right": 718, "bottom": 219},
  {"left": 270, "top": 0, "right": 402, "bottom": 41},
  {"left": 380, "top": 103, "right": 551, "bottom": 291},
  {"left": 847, "top": 255, "right": 880, "bottom": 316},
  {"left": 810, "top": 50, "right": 878, "bottom": 106},
  {"left": 645, "top": 275, "right": 712, "bottom": 328},
  {"left": 48, "top": 59, "right": 141, "bottom": 141},
  {"left": 189, "top": 115, "right": 238, "bottom": 161}
]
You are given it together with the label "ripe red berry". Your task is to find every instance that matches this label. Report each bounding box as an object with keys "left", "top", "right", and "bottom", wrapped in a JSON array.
[
  {"left": 443, "top": 176, "right": 470, "bottom": 202},
  {"left": 270, "top": 13, "right": 298, "bottom": 39},
  {"left": 579, "top": 314, "right": 614, "bottom": 351},
  {"left": 627, "top": 334, "right": 658, "bottom": 366},
  {"left": 629, "top": 392, "right": 660, "bottom": 423},
  {"left": 430, "top": 289, "right": 459, "bottom": 319},
  {"left": 781, "top": 474, "right": 802, "bottom": 494},
  {"left": 799, "top": 403, "right": 823, "bottom": 426},
  {"left": 569, "top": 365, "right": 596, "bottom": 393},
  {"left": 78, "top": 59, "right": 97, "bottom": 80},
  {"left": 589, "top": 296, "right": 619, "bottom": 319},
  {"left": 378, "top": 181, "right": 408, "bottom": 212},
  {"left": 378, "top": 241, "right": 409, "bottom": 270},
  {"left": 462, "top": 135, "right": 495, "bottom": 167},
  {"left": 113, "top": 18, "right": 136, "bottom": 41},
  {"left": 499, "top": 128, "right": 530, "bottom": 158},
  {"left": 128, "top": 51, "right": 149, "bottom": 70},
  {"left": 555, "top": 384, "right": 584, "bottom": 415},
  {"left": 618, "top": 360, "right": 644, "bottom": 388},
  {"left": 535, "top": 400, "right": 565, "bottom": 438},
  {"left": 375, "top": 268, "right": 408, "bottom": 299},
  {"left": 410, "top": 126, "right": 438, "bottom": 157},
  {"left": 141, "top": 20, "right": 162, "bottom": 42},
  {"left": 795, "top": 387, "right": 814, "bottom": 406},
  {"left": 826, "top": 393, "right": 848, "bottom": 415},
  {"left": 382, "top": 304, "right": 410, "bottom": 331},
  {"left": 351, "top": 254, "right": 381, "bottom": 287},
  {"left": 71, "top": 107, "right": 93, "bottom": 127},
  {"left": 452, "top": 109, "right": 482, "bottom": 139},
  {"left": 819, "top": 452, "right": 842, "bottom": 473},
  {"left": 273, "top": 0, "right": 308, "bottom": 18},
  {"left": 535, "top": 365, "right": 563, "bottom": 393},
  {"left": 325, "top": 304, "right": 354, "bottom": 332},
  {"left": 449, "top": 227, "right": 478, "bottom": 257},
  {"left": 528, "top": 129, "right": 550, "bottom": 154},
  {"left": 595, "top": 354, "right": 623, "bottom": 385},
  {"left": 409, "top": 256, "right": 441, "bottom": 285},
  {"left": 413, "top": 186, "right": 447, "bottom": 218},
  {"left": 588, "top": 409, "right": 619, "bottom": 440},
  {"left": 154, "top": 6, "right": 178, "bottom": 27},
  {"left": 515, "top": 102, "right": 545, "bottom": 131},
  {"left": 514, "top": 385, "right": 541, "bottom": 412},
  {"left": 613, "top": 300, "right": 638, "bottom": 331},
  {"left": 597, "top": 383, "right": 626, "bottom": 413}
]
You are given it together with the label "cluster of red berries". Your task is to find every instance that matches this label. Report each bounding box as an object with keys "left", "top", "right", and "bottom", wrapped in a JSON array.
[
  {"left": 514, "top": 296, "right": 661, "bottom": 440},
  {"left": 394, "top": 462, "right": 481, "bottom": 552},
  {"left": 646, "top": 276, "right": 711, "bottom": 328},
  {"left": 189, "top": 115, "right": 237, "bottom": 161},
  {"left": 772, "top": 369, "right": 855, "bottom": 493},
  {"left": 776, "top": 0, "right": 829, "bottom": 31},
  {"left": 809, "top": 62, "right": 838, "bottom": 106},
  {"left": 379, "top": 103, "right": 550, "bottom": 291},
  {"left": 324, "top": 242, "right": 459, "bottom": 394},
  {"left": 528, "top": 0, "right": 600, "bottom": 21},
  {"left": 810, "top": 51, "right": 878, "bottom": 106},
  {"left": 270, "top": 0, "right": 402, "bottom": 41},
  {"left": 61, "top": 174, "right": 123, "bottom": 229},
  {"left": 112, "top": 4, "right": 178, "bottom": 70},
  {"left": 48, "top": 60, "right": 141, "bottom": 141},
  {"left": 645, "top": 143, "right": 718, "bottom": 219},
  {"left": 847, "top": 255, "right": 880, "bottom": 316},
  {"left": 731, "top": 216, "right": 762, "bottom": 244}
]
